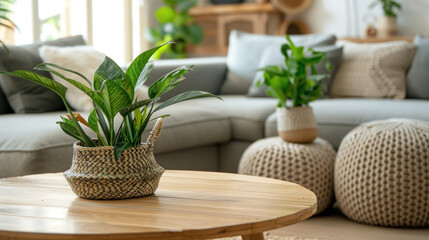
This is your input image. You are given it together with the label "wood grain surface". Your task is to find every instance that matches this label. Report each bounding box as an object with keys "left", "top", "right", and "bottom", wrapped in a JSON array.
[
  {"left": 0, "top": 170, "right": 317, "bottom": 240},
  {"left": 189, "top": 3, "right": 277, "bottom": 16}
]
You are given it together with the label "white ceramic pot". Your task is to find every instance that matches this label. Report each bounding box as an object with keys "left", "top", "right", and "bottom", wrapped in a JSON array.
[
  {"left": 277, "top": 106, "right": 318, "bottom": 143},
  {"left": 378, "top": 16, "right": 397, "bottom": 37}
]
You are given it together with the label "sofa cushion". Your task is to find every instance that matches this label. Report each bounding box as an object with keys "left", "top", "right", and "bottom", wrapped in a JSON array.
[
  {"left": 407, "top": 35, "right": 429, "bottom": 99},
  {"left": 143, "top": 57, "right": 227, "bottom": 101},
  {"left": 182, "top": 95, "right": 277, "bottom": 141},
  {"left": 220, "top": 30, "right": 337, "bottom": 95},
  {"left": 248, "top": 44, "right": 343, "bottom": 98},
  {"left": 329, "top": 41, "right": 415, "bottom": 99},
  {"left": 0, "top": 106, "right": 230, "bottom": 154},
  {"left": 0, "top": 35, "right": 86, "bottom": 113},
  {"left": 265, "top": 98, "right": 429, "bottom": 149}
]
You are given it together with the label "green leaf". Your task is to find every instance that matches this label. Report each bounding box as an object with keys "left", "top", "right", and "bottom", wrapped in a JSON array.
[
  {"left": 88, "top": 109, "right": 99, "bottom": 133},
  {"left": 154, "top": 90, "right": 221, "bottom": 112},
  {"left": 308, "top": 74, "right": 329, "bottom": 82},
  {"left": 258, "top": 65, "right": 282, "bottom": 76},
  {"left": 176, "top": 0, "right": 197, "bottom": 12},
  {"left": 0, "top": 70, "right": 67, "bottom": 99},
  {"left": 37, "top": 63, "right": 91, "bottom": 86},
  {"left": 155, "top": 6, "right": 175, "bottom": 24},
  {"left": 301, "top": 55, "right": 324, "bottom": 65},
  {"left": 57, "top": 121, "right": 85, "bottom": 143},
  {"left": 119, "top": 98, "right": 154, "bottom": 117},
  {"left": 34, "top": 64, "right": 109, "bottom": 116},
  {"left": 135, "top": 60, "right": 154, "bottom": 92},
  {"left": 162, "top": 0, "right": 177, "bottom": 8},
  {"left": 281, "top": 44, "right": 290, "bottom": 59},
  {"left": 101, "top": 80, "right": 132, "bottom": 120},
  {"left": 95, "top": 105, "right": 111, "bottom": 144},
  {"left": 150, "top": 114, "right": 170, "bottom": 122},
  {"left": 125, "top": 42, "right": 171, "bottom": 88},
  {"left": 187, "top": 24, "right": 204, "bottom": 44},
  {"left": 148, "top": 65, "right": 192, "bottom": 99},
  {"left": 0, "top": 40, "right": 9, "bottom": 54},
  {"left": 133, "top": 108, "right": 142, "bottom": 126},
  {"left": 93, "top": 56, "right": 124, "bottom": 91},
  {"left": 88, "top": 109, "right": 108, "bottom": 146}
]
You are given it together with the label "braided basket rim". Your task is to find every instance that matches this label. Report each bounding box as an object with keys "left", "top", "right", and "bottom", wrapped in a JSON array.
[{"left": 64, "top": 167, "right": 164, "bottom": 180}]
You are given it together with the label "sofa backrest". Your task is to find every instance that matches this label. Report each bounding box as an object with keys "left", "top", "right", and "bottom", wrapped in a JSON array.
[
  {"left": 0, "top": 35, "right": 86, "bottom": 114},
  {"left": 144, "top": 57, "right": 227, "bottom": 101},
  {"left": 220, "top": 30, "right": 337, "bottom": 95}
]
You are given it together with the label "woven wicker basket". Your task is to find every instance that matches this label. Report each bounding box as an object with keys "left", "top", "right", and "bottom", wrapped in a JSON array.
[{"left": 64, "top": 119, "right": 165, "bottom": 200}]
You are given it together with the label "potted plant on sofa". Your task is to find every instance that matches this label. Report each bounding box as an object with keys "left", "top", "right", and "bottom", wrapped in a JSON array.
[
  {"left": 257, "top": 35, "right": 331, "bottom": 143},
  {"left": 369, "top": 0, "right": 401, "bottom": 37},
  {"left": 146, "top": 0, "right": 203, "bottom": 59},
  {"left": 0, "top": 42, "right": 220, "bottom": 200}
]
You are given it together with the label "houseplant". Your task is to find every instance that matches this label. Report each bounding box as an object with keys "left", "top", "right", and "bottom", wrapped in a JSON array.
[
  {"left": 257, "top": 35, "right": 331, "bottom": 143},
  {"left": 369, "top": 0, "right": 401, "bottom": 37},
  {"left": 146, "top": 0, "right": 203, "bottom": 59},
  {"left": 0, "top": 42, "right": 220, "bottom": 199}
]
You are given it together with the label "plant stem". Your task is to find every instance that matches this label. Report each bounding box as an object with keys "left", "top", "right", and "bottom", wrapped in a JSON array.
[
  {"left": 109, "top": 118, "right": 115, "bottom": 146},
  {"left": 64, "top": 102, "right": 95, "bottom": 147}
]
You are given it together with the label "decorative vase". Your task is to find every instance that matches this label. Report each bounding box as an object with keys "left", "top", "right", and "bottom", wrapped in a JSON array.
[
  {"left": 276, "top": 106, "right": 317, "bottom": 143},
  {"left": 64, "top": 119, "right": 165, "bottom": 200},
  {"left": 378, "top": 16, "right": 397, "bottom": 37}
]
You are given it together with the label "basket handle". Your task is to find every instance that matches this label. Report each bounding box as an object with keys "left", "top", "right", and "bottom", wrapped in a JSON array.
[{"left": 147, "top": 118, "right": 163, "bottom": 147}]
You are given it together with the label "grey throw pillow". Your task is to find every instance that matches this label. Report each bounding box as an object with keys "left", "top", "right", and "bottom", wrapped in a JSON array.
[
  {"left": 0, "top": 35, "right": 86, "bottom": 113},
  {"left": 406, "top": 35, "right": 429, "bottom": 99},
  {"left": 220, "top": 30, "right": 337, "bottom": 95},
  {"left": 248, "top": 44, "right": 343, "bottom": 98}
]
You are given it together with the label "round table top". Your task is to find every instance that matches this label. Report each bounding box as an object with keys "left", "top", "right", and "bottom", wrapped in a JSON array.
[{"left": 0, "top": 170, "right": 317, "bottom": 240}]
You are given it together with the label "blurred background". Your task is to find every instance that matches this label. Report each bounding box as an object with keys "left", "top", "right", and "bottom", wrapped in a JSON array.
[{"left": 1, "top": 0, "right": 428, "bottom": 65}]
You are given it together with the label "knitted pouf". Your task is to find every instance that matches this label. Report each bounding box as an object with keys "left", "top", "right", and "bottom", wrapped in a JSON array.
[
  {"left": 335, "top": 119, "right": 429, "bottom": 227},
  {"left": 239, "top": 137, "right": 336, "bottom": 215}
]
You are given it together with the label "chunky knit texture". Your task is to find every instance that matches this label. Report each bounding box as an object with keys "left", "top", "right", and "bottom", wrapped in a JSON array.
[
  {"left": 335, "top": 119, "right": 429, "bottom": 227},
  {"left": 330, "top": 41, "right": 415, "bottom": 99},
  {"left": 239, "top": 137, "right": 336, "bottom": 215}
]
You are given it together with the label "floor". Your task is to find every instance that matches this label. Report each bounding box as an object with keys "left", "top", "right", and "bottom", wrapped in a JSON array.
[{"left": 269, "top": 207, "right": 429, "bottom": 240}]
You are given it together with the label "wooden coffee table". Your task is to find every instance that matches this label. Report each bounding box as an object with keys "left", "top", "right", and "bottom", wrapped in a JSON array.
[{"left": 0, "top": 170, "right": 316, "bottom": 240}]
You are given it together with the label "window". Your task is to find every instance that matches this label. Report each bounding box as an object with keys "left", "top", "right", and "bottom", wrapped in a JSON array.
[{"left": 11, "top": 0, "right": 147, "bottom": 65}]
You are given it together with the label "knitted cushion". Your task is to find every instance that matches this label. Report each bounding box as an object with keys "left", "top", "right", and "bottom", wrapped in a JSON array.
[
  {"left": 334, "top": 119, "right": 429, "bottom": 227},
  {"left": 239, "top": 137, "right": 336, "bottom": 215},
  {"left": 329, "top": 41, "right": 415, "bottom": 99}
]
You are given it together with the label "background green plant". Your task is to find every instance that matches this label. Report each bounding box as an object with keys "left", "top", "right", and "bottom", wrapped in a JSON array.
[
  {"left": 0, "top": 42, "right": 220, "bottom": 159},
  {"left": 0, "top": 0, "right": 17, "bottom": 52},
  {"left": 257, "top": 35, "right": 331, "bottom": 108},
  {"left": 146, "top": 0, "right": 203, "bottom": 59},
  {"left": 369, "top": 0, "right": 401, "bottom": 17}
]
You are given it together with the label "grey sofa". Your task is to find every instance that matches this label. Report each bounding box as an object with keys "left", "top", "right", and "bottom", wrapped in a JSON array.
[{"left": 2, "top": 55, "right": 429, "bottom": 178}]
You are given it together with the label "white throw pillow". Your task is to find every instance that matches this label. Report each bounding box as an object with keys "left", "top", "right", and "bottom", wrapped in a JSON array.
[
  {"left": 330, "top": 41, "right": 415, "bottom": 99},
  {"left": 220, "top": 30, "right": 337, "bottom": 94},
  {"left": 39, "top": 45, "right": 149, "bottom": 111}
]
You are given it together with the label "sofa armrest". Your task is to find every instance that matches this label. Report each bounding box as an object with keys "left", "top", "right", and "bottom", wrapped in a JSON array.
[{"left": 144, "top": 57, "right": 227, "bottom": 100}]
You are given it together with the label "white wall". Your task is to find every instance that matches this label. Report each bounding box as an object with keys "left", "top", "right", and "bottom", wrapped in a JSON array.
[{"left": 300, "top": 0, "right": 429, "bottom": 37}]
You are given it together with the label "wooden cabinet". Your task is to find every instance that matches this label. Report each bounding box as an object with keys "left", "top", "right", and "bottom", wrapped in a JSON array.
[{"left": 187, "top": 3, "right": 283, "bottom": 56}]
